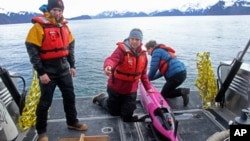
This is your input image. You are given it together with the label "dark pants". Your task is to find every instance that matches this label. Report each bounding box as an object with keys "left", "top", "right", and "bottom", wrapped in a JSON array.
[
  {"left": 36, "top": 73, "right": 78, "bottom": 134},
  {"left": 100, "top": 87, "right": 137, "bottom": 120},
  {"left": 161, "top": 70, "right": 187, "bottom": 98}
]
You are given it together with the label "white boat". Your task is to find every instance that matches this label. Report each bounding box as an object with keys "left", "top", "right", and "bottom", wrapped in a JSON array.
[{"left": 1, "top": 40, "right": 250, "bottom": 141}]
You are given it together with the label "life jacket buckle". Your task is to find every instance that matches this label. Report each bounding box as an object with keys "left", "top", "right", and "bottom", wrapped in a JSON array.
[{"left": 49, "top": 31, "right": 56, "bottom": 41}]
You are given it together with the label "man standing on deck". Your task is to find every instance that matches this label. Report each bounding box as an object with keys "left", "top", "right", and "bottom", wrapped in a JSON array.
[{"left": 25, "top": 0, "right": 87, "bottom": 140}]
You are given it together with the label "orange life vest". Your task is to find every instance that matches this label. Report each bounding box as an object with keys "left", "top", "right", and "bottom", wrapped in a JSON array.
[
  {"left": 114, "top": 42, "right": 147, "bottom": 81},
  {"left": 32, "top": 16, "right": 70, "bottom": 60},
  {"left": 153, "top": 44, "right": 176, "bottom": 75}
]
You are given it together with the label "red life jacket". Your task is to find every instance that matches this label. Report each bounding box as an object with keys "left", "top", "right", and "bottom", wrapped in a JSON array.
[
  {"left": 114, "top": 42, "right": 147, "bottom": 81},
  {"left": 32, "top": 16, "right": 70, "bottom": 60},
  {"left": 153, "top": 44, "right": 176, "bottom": 75}
]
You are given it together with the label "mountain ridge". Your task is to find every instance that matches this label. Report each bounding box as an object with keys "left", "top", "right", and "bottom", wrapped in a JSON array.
[{"left": 0, "top": 0, "right": 249, "bottom": 25}]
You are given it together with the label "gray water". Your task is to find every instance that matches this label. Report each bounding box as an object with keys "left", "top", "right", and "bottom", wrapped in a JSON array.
[{"left": 0, "top": 16, "right": 249, "bottom": 98}]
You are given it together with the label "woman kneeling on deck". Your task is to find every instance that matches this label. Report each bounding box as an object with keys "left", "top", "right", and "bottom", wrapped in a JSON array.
[{"left": 92, "top": 28, "right": 153, "bottom": 122}]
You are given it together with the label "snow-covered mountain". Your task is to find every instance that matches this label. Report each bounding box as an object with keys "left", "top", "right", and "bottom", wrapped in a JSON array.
[
  {"left": 0, "top": 0, "right": 250, "bottom": 24},
  {"left": 93, "top": 0, "right": 250, "bottom": 18}
]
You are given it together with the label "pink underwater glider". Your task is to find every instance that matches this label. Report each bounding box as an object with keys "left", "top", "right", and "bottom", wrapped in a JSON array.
[{"left": 139, "top": 82, "right": 179, "bottom": 141}]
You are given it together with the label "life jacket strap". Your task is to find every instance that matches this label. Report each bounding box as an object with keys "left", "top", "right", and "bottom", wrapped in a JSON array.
[
  {"left": 116, "top": 70, "right": 141, "bottom": 76},
  {"left": 40, "top": 46, "right": 68, "bottom": 53}
]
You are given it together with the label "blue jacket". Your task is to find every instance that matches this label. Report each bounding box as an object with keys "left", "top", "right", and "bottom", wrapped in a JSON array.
[{"left": 148, "top": 47, "right": 186, "bottom": 80}]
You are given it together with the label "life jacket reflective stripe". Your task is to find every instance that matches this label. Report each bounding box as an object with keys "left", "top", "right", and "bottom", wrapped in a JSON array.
[
  {"left": 114, "top": 42, "right": 147, "bottom": 81},
  {"left": 153, "top": 44, "right": 176, "bottom": 75},
  {"left": 32, "top": 16, "right": 70, "bottom": 60}
]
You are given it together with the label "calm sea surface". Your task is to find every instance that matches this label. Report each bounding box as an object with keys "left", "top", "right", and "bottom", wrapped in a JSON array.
[{"left": 0, "top": 16, "right": 250, "bottom": 98}]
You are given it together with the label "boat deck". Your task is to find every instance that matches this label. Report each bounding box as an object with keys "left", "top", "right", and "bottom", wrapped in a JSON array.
[{"left": 18, "top": 91, "right": 232, "bottom": 141}]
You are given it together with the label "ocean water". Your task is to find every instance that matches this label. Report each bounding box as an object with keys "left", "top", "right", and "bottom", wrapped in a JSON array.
[{"left": 0, "top": 16, "right": 249, "bottom": 98}]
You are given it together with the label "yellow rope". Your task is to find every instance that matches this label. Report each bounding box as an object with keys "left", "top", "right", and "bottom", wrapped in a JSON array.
[
  {"left": 18, "top": 70, "right": 40, "bottom": 131},
  {"left": 195, "top": 52, "right": 218, "bottom": 109}
]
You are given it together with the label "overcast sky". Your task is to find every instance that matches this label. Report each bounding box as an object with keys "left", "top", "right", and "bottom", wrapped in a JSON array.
[{"left": 0, "top": 0, "right": 234, "bottom": 18}]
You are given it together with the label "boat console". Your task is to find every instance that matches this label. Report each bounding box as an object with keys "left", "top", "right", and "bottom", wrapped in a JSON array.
[{"left": 216, "top": 61, "right": 250, "bottom": 120}]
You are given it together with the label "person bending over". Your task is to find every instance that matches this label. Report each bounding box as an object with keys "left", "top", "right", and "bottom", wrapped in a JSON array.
[{"left": 145, "top": 40, "right": 190, "bottom": 106}]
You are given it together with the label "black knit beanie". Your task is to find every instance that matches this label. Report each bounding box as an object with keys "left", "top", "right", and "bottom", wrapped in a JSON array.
[{"left": 47, "top": 0, "right": 64, "bottom": 11}]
